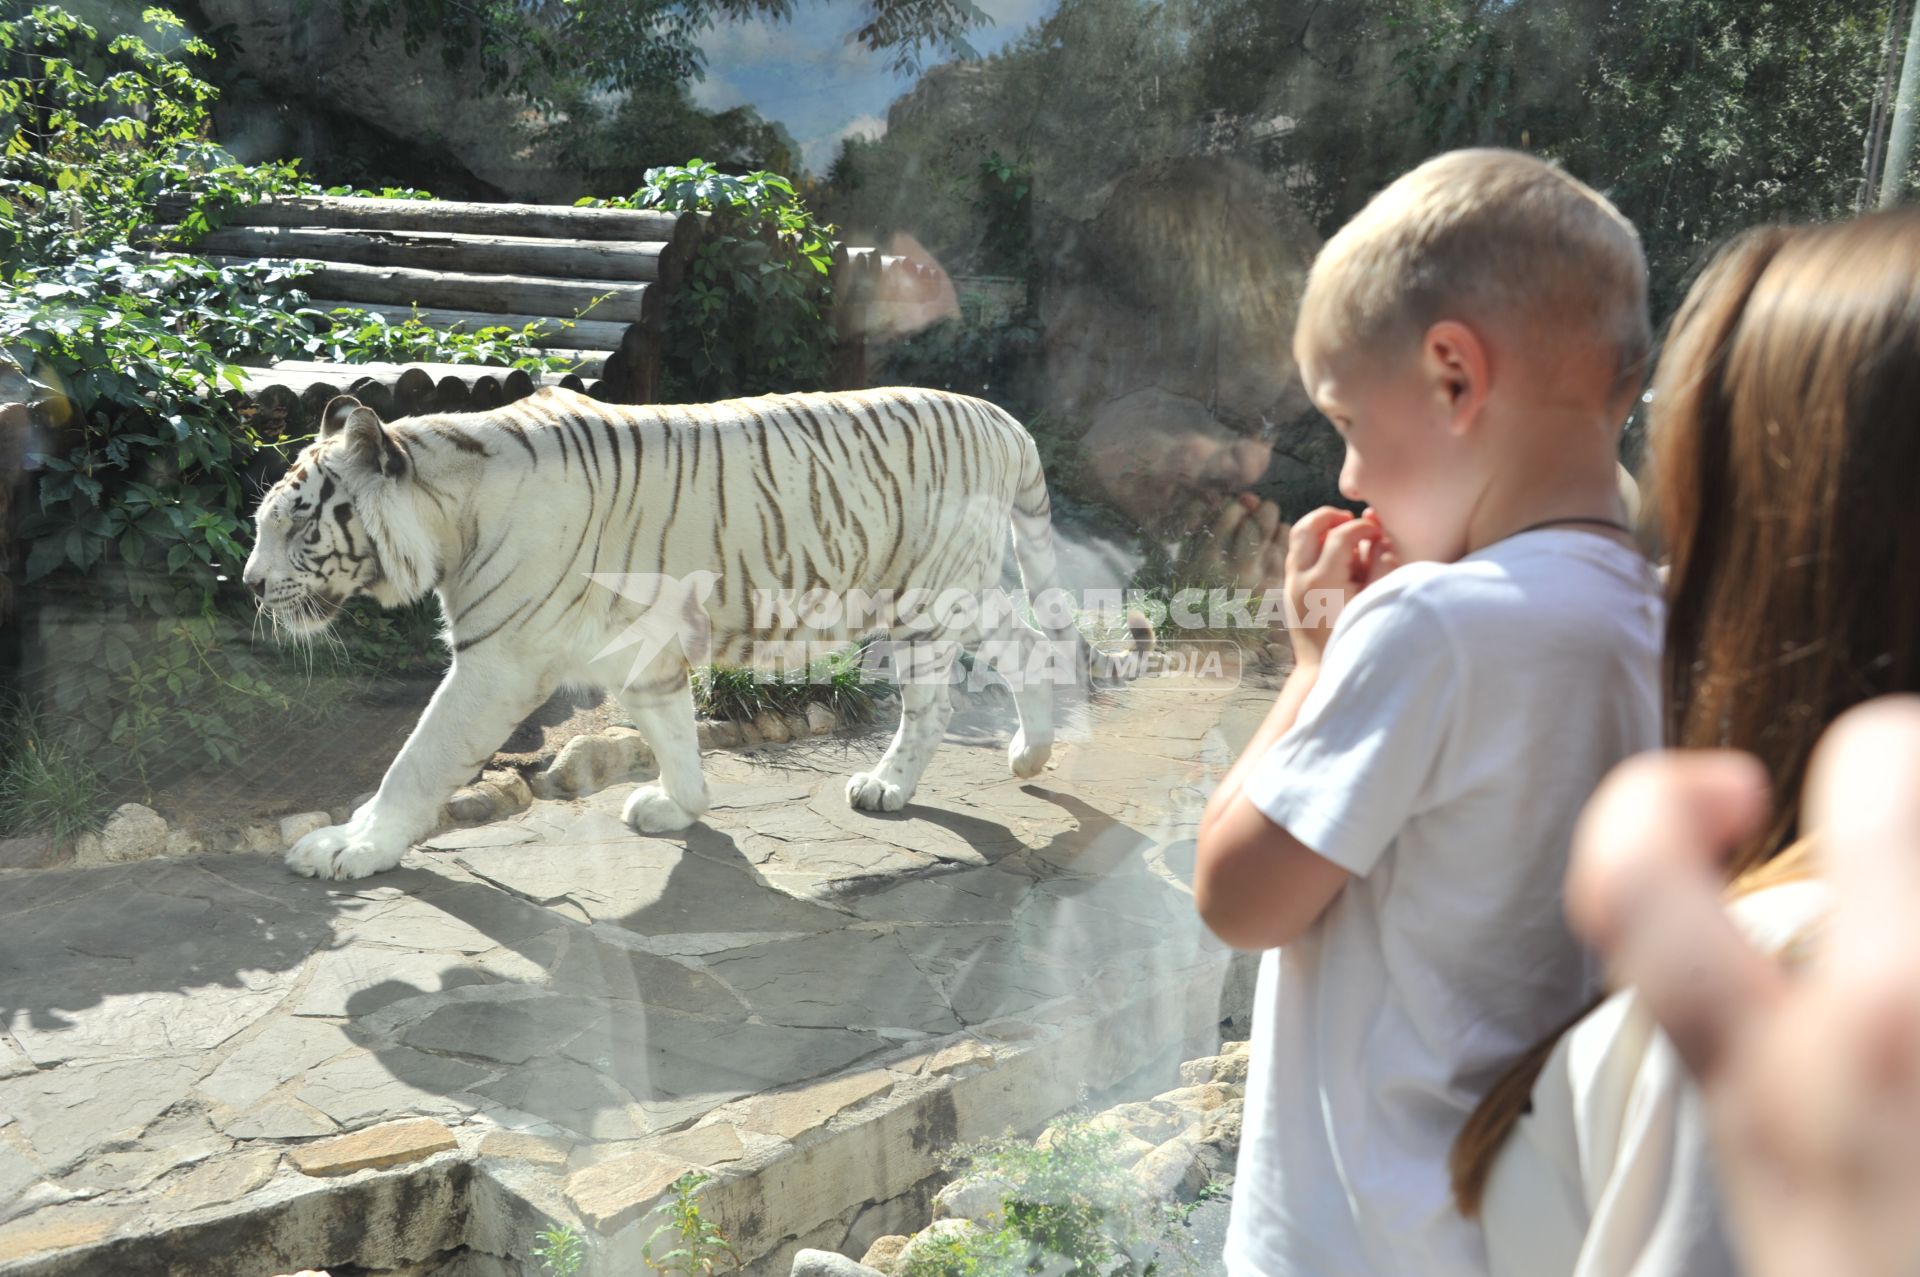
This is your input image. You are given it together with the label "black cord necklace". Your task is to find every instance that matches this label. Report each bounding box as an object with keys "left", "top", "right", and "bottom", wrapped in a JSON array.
[{"left": 1500, "top": 515, "right": 1636, "bottom": 540}]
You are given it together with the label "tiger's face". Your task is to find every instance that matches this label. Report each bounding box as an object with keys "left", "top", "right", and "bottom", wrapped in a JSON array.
[
  {"left": 243, "top": 394, "right": 415, "bottom": 635},
  {"left": 242, "top": 448, "right": 383, "bottom": 636}
]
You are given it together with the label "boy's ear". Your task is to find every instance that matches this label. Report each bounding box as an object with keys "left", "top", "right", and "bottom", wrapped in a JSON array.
[
  {"left": 321, "top": 396, "right": 408, "bottom": 480},
  {"left": 1422, "top": 320, "right": 1491, "bottom": 433}
]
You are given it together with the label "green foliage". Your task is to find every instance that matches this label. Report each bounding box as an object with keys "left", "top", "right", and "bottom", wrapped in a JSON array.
[
  {"left": 328, "top": 0, "right": 988, "bottom": 111},
  {"left": 0, "top": 5, "right": 219, "bottom": 265},
  {"left": 973, "top": 150, "right": 1034, "bottom": 277},
  {"left": 298, "top": 306, "right": 577, "bottom": 375},
  {"left": 593, "top": 160, "right": 836, "bottom": 398},
  {"left": 908, "top": 1110, "right": 1199, "bottom": 1277},
  {"left": 642, "top": 1172, "right": 741, "bottom": 1277},
  {"left": 826, "top": 0, "right": 1896, "bottom": 323},
  {"left": 0, "top": 695, "right": 106, "bottom": 840},
  {"left": 543, "top": 81, "right": 803, "bottom": 199},
  {"left": 874, "top": 311, "right": 1042, "bottom": 416},
  {"left": 0, "top": 6, "right": 513, "bottom": 806},
  {"left": 819, "top": 0, "right": 1207, "bottom": 272},
  {"left": 532, "top": 1224, "right": 587, "bottom": 1277},
  {"left": 1382, "top": 0, "right": 1893, "bottom": 316},
  {"left": 901, "top": 1225, "right": 1022, "bottom": 1277}
]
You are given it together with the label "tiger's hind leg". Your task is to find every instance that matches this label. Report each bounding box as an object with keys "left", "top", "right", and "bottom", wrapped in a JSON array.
[
  {"left": 611, "top": 656, "right": 711, "bottom": 835},
  {"left": 975, "top": 607, "right": 1061, "bottom": 779},
  {"left": 847, "top": 637, "right": 959, "bottom": 813}
]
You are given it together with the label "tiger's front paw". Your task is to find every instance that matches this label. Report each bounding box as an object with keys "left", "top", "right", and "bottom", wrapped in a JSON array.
[
  {"left": 624, "top": 784, "right": 698, "bottom": 835},
  {"left": 285, "top": 821, "right": 408, "bottom": 881},
  {"left": 847, "top": 771, "right": 909, "bottom": 812}
]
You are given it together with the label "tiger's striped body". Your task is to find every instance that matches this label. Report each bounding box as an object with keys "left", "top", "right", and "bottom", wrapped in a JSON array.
[{"left": 243, "top": 385, "right": 1101, "bottom": 881}]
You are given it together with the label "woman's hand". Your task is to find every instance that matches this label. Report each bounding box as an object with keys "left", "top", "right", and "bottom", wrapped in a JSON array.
[{"left": 1567, "top": 697, "right": 1920, "bottom": 1277}]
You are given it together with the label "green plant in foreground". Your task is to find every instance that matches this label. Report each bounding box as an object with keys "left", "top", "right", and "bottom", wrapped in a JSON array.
[
  {"left": 642, "top": 1172, "right": 741, "bottom": 1277},
  {"left": 0, "top": 697, "right": 107, "bottom": 840},
  {"left": 532, "top": 1224, "right": 586, "bottom": 1276}
]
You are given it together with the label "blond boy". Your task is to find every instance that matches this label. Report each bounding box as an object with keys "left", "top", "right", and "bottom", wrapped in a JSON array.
[{"left": 1194, "top": 150, "right": 1664, "bottom": 1276}]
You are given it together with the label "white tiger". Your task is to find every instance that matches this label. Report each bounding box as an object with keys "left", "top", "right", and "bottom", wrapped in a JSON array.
[{"left": 241, "top": 385, "right": 1138, "bottom": 881}]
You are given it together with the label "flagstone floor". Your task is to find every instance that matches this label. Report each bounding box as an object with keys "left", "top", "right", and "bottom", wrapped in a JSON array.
[{"left": 0, "top": 670, "right": 1276, "bottom": 1275}]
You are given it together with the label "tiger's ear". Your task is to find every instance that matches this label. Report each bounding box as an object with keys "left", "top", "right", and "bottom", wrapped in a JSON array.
[
  {"left": 323, "top": 398, "right": 408, "bottom": 480},
  {"left": 319, "top": 395, "right": 363, "bottom": 440}
]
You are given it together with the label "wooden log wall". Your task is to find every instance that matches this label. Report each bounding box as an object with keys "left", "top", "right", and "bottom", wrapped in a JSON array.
[{"left": 149, "top": 194, "right": 706, "bottom": 419}]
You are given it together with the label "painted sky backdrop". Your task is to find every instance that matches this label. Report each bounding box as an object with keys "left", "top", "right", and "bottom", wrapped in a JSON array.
[{"left": 692, "top": 0, "right": 1057, "bottom": 173}]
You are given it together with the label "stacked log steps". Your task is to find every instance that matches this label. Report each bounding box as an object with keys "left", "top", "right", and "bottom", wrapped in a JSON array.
[{"left": 153, "top": 194, "right": 705, "bottom": 426}]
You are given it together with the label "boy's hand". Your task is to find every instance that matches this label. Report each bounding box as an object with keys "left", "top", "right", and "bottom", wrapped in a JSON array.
[{"left": 1284, "top": 506, "right": 1395, "bottom": 667}]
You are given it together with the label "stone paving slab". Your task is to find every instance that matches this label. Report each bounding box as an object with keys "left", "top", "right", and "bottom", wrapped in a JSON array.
[{"left": 0, "top": 673, "right": 1271, "bottom": 1276}]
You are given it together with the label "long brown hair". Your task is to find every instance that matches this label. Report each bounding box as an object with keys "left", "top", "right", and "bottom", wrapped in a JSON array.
[{"left": 1451, "top": 208, "right": 1920, "bottom": 1217}]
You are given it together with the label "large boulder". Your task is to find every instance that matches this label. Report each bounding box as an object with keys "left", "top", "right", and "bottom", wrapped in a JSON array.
[{"left": 73, "top": 802, "right": 169, "bottom": 865}]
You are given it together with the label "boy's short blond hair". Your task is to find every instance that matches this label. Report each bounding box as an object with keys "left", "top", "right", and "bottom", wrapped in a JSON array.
[{"left": 1297, "top": 149, "right": 1650, "bottom": 390}]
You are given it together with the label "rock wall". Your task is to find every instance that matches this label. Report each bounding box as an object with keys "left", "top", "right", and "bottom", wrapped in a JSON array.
[
  {"left": 793, "top": 1041, "right": 1250, "bottom": 1277},
  {"left": 195, "top": 1, "right": 582, "bottom": 200}
]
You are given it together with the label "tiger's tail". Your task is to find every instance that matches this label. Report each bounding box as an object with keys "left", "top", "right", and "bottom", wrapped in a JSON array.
[{"left": 1008, "top": 430, "right": 1153, "bottom": 695}]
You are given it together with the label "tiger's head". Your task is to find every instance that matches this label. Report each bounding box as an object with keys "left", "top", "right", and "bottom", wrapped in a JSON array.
[{"left": 242, "top": 395, "right": 421, "bottom": 636}]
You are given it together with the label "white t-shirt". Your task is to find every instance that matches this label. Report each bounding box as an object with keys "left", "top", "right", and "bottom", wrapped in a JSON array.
[
  {"left": 1225, "top": 530, "right": 1664, "bottom": 1277},
  {"left": 1481, "top": 880, "right": 1829, "bottom": 1277}
]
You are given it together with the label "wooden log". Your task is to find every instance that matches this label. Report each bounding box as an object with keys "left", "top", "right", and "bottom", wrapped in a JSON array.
[
  {"left": 499, "top": 368, "right": 535, "bottom": 402},
  {"left": 549, "top": 373, "right": 587, "bottom": 394},
  {"left": 249, "top": 383, "right": 302, "bottom": 440},
  {"left": 599, "top": 351, "right": 627, "bottom": 402},
  {"left": 469, "top": 377, "right": 504, "bottom": 411},
  {"left": 158, "top": 193, "right": 704, "bottom": 250},
  {"left": 269, "top": 359, "right": 523, "bottom": 384},
  {"left": 236, "top": 367, "right": 348, "bottom": 402},
  {"left": 585, "top": 380, "right": 609, "bottom": 401},
  {"left": 200, "top": 258, "right": 663, "bottom": 325},
  {"left": 347, "top": 377, "right": 396, "bottom": 421},
  {"left": 181, "top": 224, "right": 678, "bottom": 284},
  {"left": 304, "top": 300, "right": 630, "bottom": 352},
  {"left": 636, "top": 335, "right": 665, "bottom": 404},
  {"left": 300, "top": 382, "right": 342, "bottom": 430},
  {"left": 393, "top": 366, "right": 436, "bottom": 418},
  {"left": 434, "top": 376, "right": 472, "bottom": 414},
  {"left": 617, "top": 320, "right": 656, "bottom": 365}
]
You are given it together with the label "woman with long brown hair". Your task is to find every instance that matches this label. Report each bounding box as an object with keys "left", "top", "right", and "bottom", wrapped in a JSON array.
[{"left": 1463, "top": 206, "right": 1920, "bottom": 1275}]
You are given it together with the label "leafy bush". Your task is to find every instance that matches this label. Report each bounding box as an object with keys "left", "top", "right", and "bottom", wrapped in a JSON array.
[
  {"left": 588, "top": 160, "right": 836, "bottom": 399},
  {"left": 908, "top": 1110, "right": 1200, "bottom": 1277},
  {"left": 0, "top": 5, "right": 220, "bottom": 268}
]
